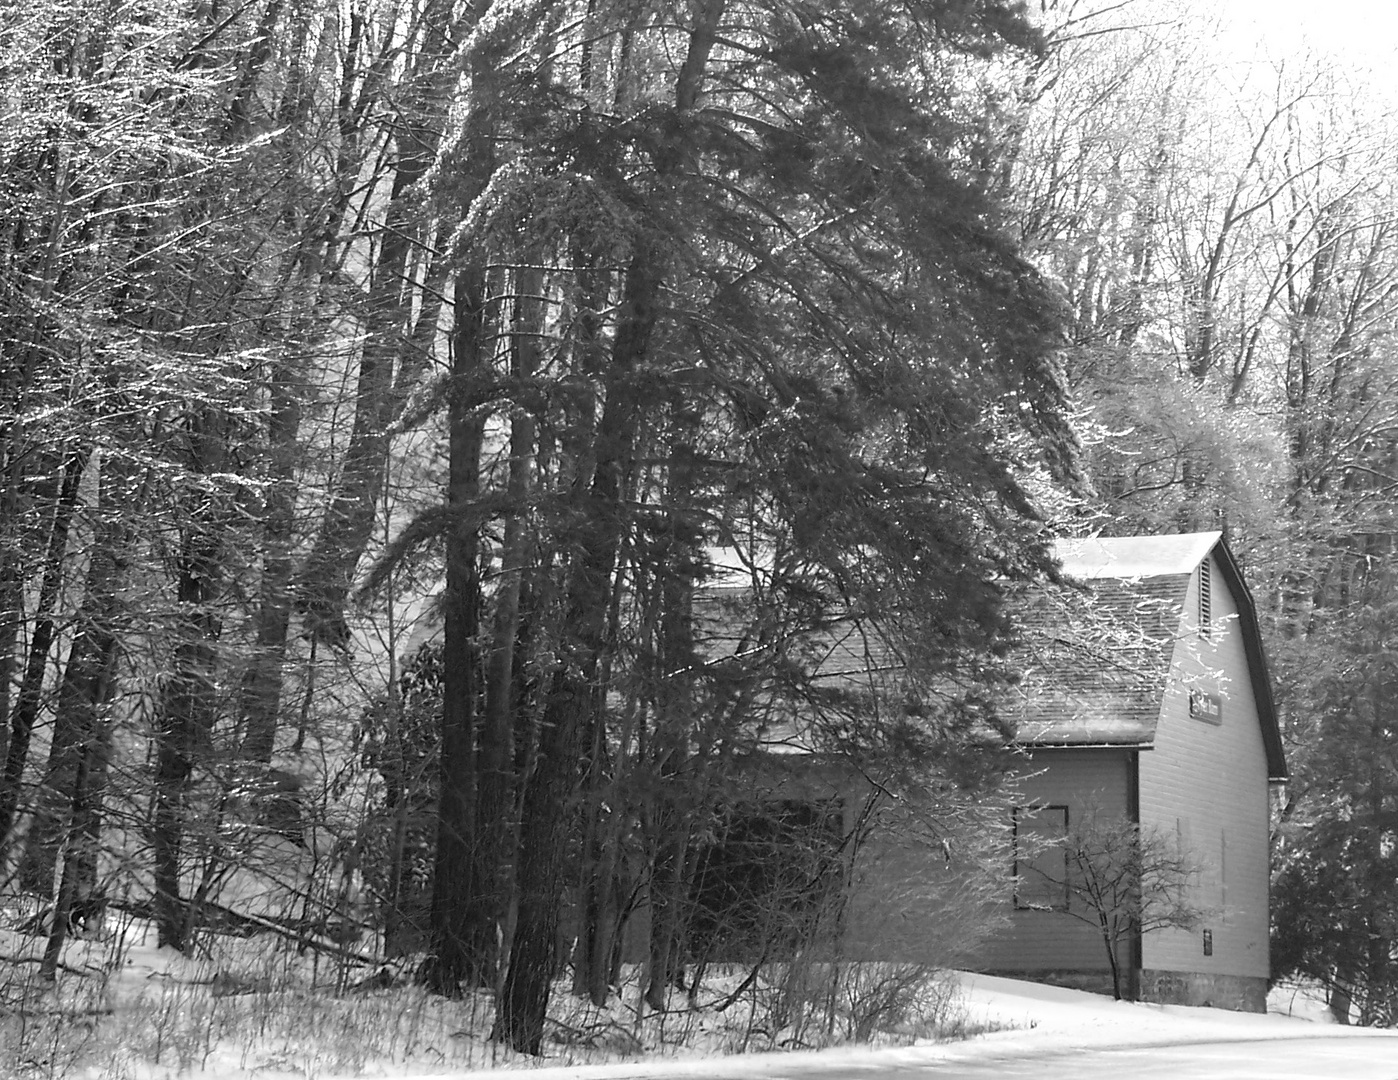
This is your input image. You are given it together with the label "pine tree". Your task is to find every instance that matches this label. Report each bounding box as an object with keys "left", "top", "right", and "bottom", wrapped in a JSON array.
[{"left": 386, "top": 0, "right": 1082, "bottom": 1052}]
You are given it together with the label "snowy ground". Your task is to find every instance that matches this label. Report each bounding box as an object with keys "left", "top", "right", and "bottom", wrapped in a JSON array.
[
  {"left": 2, "top": 914, "right": 1393, "bottom": 1079},
  {"left": 435, "top": 975, "right": 1394, "bottom": 1080}
]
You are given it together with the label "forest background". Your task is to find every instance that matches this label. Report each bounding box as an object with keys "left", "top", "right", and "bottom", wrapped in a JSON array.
[{"left": 2, "top": 0, "right": 1397, "bottom": 1062}]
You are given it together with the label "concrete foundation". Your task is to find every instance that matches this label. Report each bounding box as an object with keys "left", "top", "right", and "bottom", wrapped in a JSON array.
[
  {"left": 983, "top": 967, "right": 1266, "bottom": 1013},
  {"left": 1140, "top": 968, "right": 1268, "bottom": 1013}
]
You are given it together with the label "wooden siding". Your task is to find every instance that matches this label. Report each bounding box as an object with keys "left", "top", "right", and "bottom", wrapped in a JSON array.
[
  {"left": 1138, "top": 555, "right": 1270, "bottom": 981},
  {"left": 977, "top": 748, "right": 1132, "bottom": 972}
]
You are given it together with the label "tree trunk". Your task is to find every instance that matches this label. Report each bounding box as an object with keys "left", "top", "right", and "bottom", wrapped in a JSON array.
[
  {"left": 420, "top": 0, "right": 501, "bottom": 991},
  {"left": 1100, "top": 912, "right": 1123, "bottom": 1001},
  {"left": 572, "top": 454, "right": 638, "bottom": 1007},
  {"left": 493, "top": 666, "right": 591, "bottom": 1054},
  {"left": 495, "top": 244, "right": 657, "bottom": 1054},
  {"left": 152, "top": 535, "right": 222, "bottom": 951},
  {"left": 38, "top": 698, "right": 112, "bottom": 981},
  {"left": 16, "top": 585, "right": 121, "bottom": 896},
  {"left": 152, "top": 423, "right": 224, "bottom": 952},
  {"left": 421, "top": 271, "right": 488, "bottom": 994},
  {"left": 18, "top": 452, "right": 129, "bottom": 895},
  {"left": 467, "top": 264, "right": 542, "bottom": 987},
  {"left": 571, "top": 704, "right": 622, "bottom": 1006},
  {"left": 238, "top": 353, "right": 301, "bottom": 764},
  {"left": 645, "top": 404, "right": 702, "bottom": 1012},
  {"left": 1329, "top": 977, "right": 1353, "bottom": 1025},
  {"left": 645, "top": 825, "right": 689, "bottom": 1011},
  {"left": 0, "top": 449, "right": 86, "bottom": 853},
  {"left": 491, "top": 0, "right": 723, "bottom": 1022},
  {"left": 0, "top": 567, "right": 14, "bottom": 770},
  {"left": 0, "top": 453, "right": 19, "bottom": 769},
  {"left": 381, "top": 692, "right": 415, "bottom": 957},
  {"left": 295, "top": 0, "right": 458, "bottom": 648}
]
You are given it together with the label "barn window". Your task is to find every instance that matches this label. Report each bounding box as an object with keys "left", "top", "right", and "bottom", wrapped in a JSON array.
[{"left": 1013, "top": 805, "right": 1069, "bottom": 911}]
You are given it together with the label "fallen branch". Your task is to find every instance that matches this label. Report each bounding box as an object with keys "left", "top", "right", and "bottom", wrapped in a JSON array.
[
  {"left": 0, "top": 953, "right": 106, "bottom": 978},
  {"left": 105, "top": 896, "right": 381, "bottom": 967}
]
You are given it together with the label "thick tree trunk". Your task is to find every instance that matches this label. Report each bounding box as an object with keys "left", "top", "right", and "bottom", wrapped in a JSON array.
[
  {"left": 152, "top": 533, "right": 222, "bottom": 951},
  {"left": 464, "top": 265, "right": 542, "bottom": 987},
  {"left": 17, "top": 600, "right": 121, "bottom": 896},
  {"left": 571, "top": 706, "right": 622, "bottom": 1006},
  {"left": 295, "top": 174, "right": 424, "bottom": 647},
  {"left": 64, "top": 691, "right": 113, "bottom": 916},
  {"left": 645, "top": 825, "right": 689, "bottom": 1011},
  {"left": 224, "top": 0, "right": 286, "bottom": 140},
  {"left": 494, "top": 666, "right": 592, "bottom": 1054},
  {"left": 495, "top": 246, "right": 657, "bottom": 1054},
  {"left": 645, "top": 405, "right": 702, "bottom": 1011},
  {"left": 295, "top": 0, "right": 458, "bottom": 648},
  {"left": 18, "top": 454, "right": 128, "bottom": 894},
  {"left": 0, "top": 565, "right": 14, "bottom": 769},
  {"left": 238, "top": 354, "right": 301, "bottom": 765},
  {"left": 421, "top": 271, "right": 488, "bottom": 994},
  {"left": 0, "top": 455, "right": 18, "bottom": 768},
  {"left": 152, "top": 416, "right": 225, "bottom": 952},
  {"left": 571, "top": 445, "right": 641, "bottom": 1007},
  {"left": 420, "top": 1, "right": 501, "bottom": 991},
  {"left": 0, "top": 449, "right": 86, "bottom": 853},
  {"left": 38, "top": 702, "right": 112, "bottom": 981}
]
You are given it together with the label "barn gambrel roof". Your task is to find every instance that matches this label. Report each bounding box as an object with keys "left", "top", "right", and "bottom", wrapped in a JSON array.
[{"left": 1011, "top": 532, "right": 1286, "bottom": 782}]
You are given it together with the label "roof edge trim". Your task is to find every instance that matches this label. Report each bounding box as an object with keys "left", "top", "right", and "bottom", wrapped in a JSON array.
[{"left": 1209, "top": 536, "right": 1288, "bottom": 782}]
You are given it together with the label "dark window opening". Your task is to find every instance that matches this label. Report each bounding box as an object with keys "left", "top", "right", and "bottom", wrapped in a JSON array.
[{"left": 1014, "top": 804, "right": 1069, "bottom": 911}]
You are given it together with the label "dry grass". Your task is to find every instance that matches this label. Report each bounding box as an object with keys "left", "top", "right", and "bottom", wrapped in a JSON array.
[{"left": 0, "top": 911, "right": 980, "bottom": 1078}]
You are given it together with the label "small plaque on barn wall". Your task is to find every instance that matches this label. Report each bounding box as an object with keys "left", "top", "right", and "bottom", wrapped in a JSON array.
[{"left": 1189, "top": 688, "right": 1223, "bottom": 725}]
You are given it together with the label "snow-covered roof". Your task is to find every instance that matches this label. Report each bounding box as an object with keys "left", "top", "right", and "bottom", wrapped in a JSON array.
[{"left": 1054, "top": 531, "right": 1223, "bottom": 580}]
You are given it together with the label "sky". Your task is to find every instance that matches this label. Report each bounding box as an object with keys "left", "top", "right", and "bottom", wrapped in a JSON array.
[{"left": 1222, "top": 0, "right": 1398, "bottom": 63}]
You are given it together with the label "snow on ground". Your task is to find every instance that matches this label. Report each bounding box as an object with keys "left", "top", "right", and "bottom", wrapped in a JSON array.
[
  {"left": 4, "top": 913, "right": 1394, "bottom": 1080},
  {"left": 430, "top": 974, "right": 1393, "bottom": 1080}
]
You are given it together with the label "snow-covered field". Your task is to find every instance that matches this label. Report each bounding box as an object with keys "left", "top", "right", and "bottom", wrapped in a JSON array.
[{"left": 1, "top": 914, "right": 1391, "bottom": 1080}]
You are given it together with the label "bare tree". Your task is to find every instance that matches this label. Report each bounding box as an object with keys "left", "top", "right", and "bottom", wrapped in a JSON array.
[{"left": 1027, "top": 809, "right": 1207, "bottom": 1001}]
